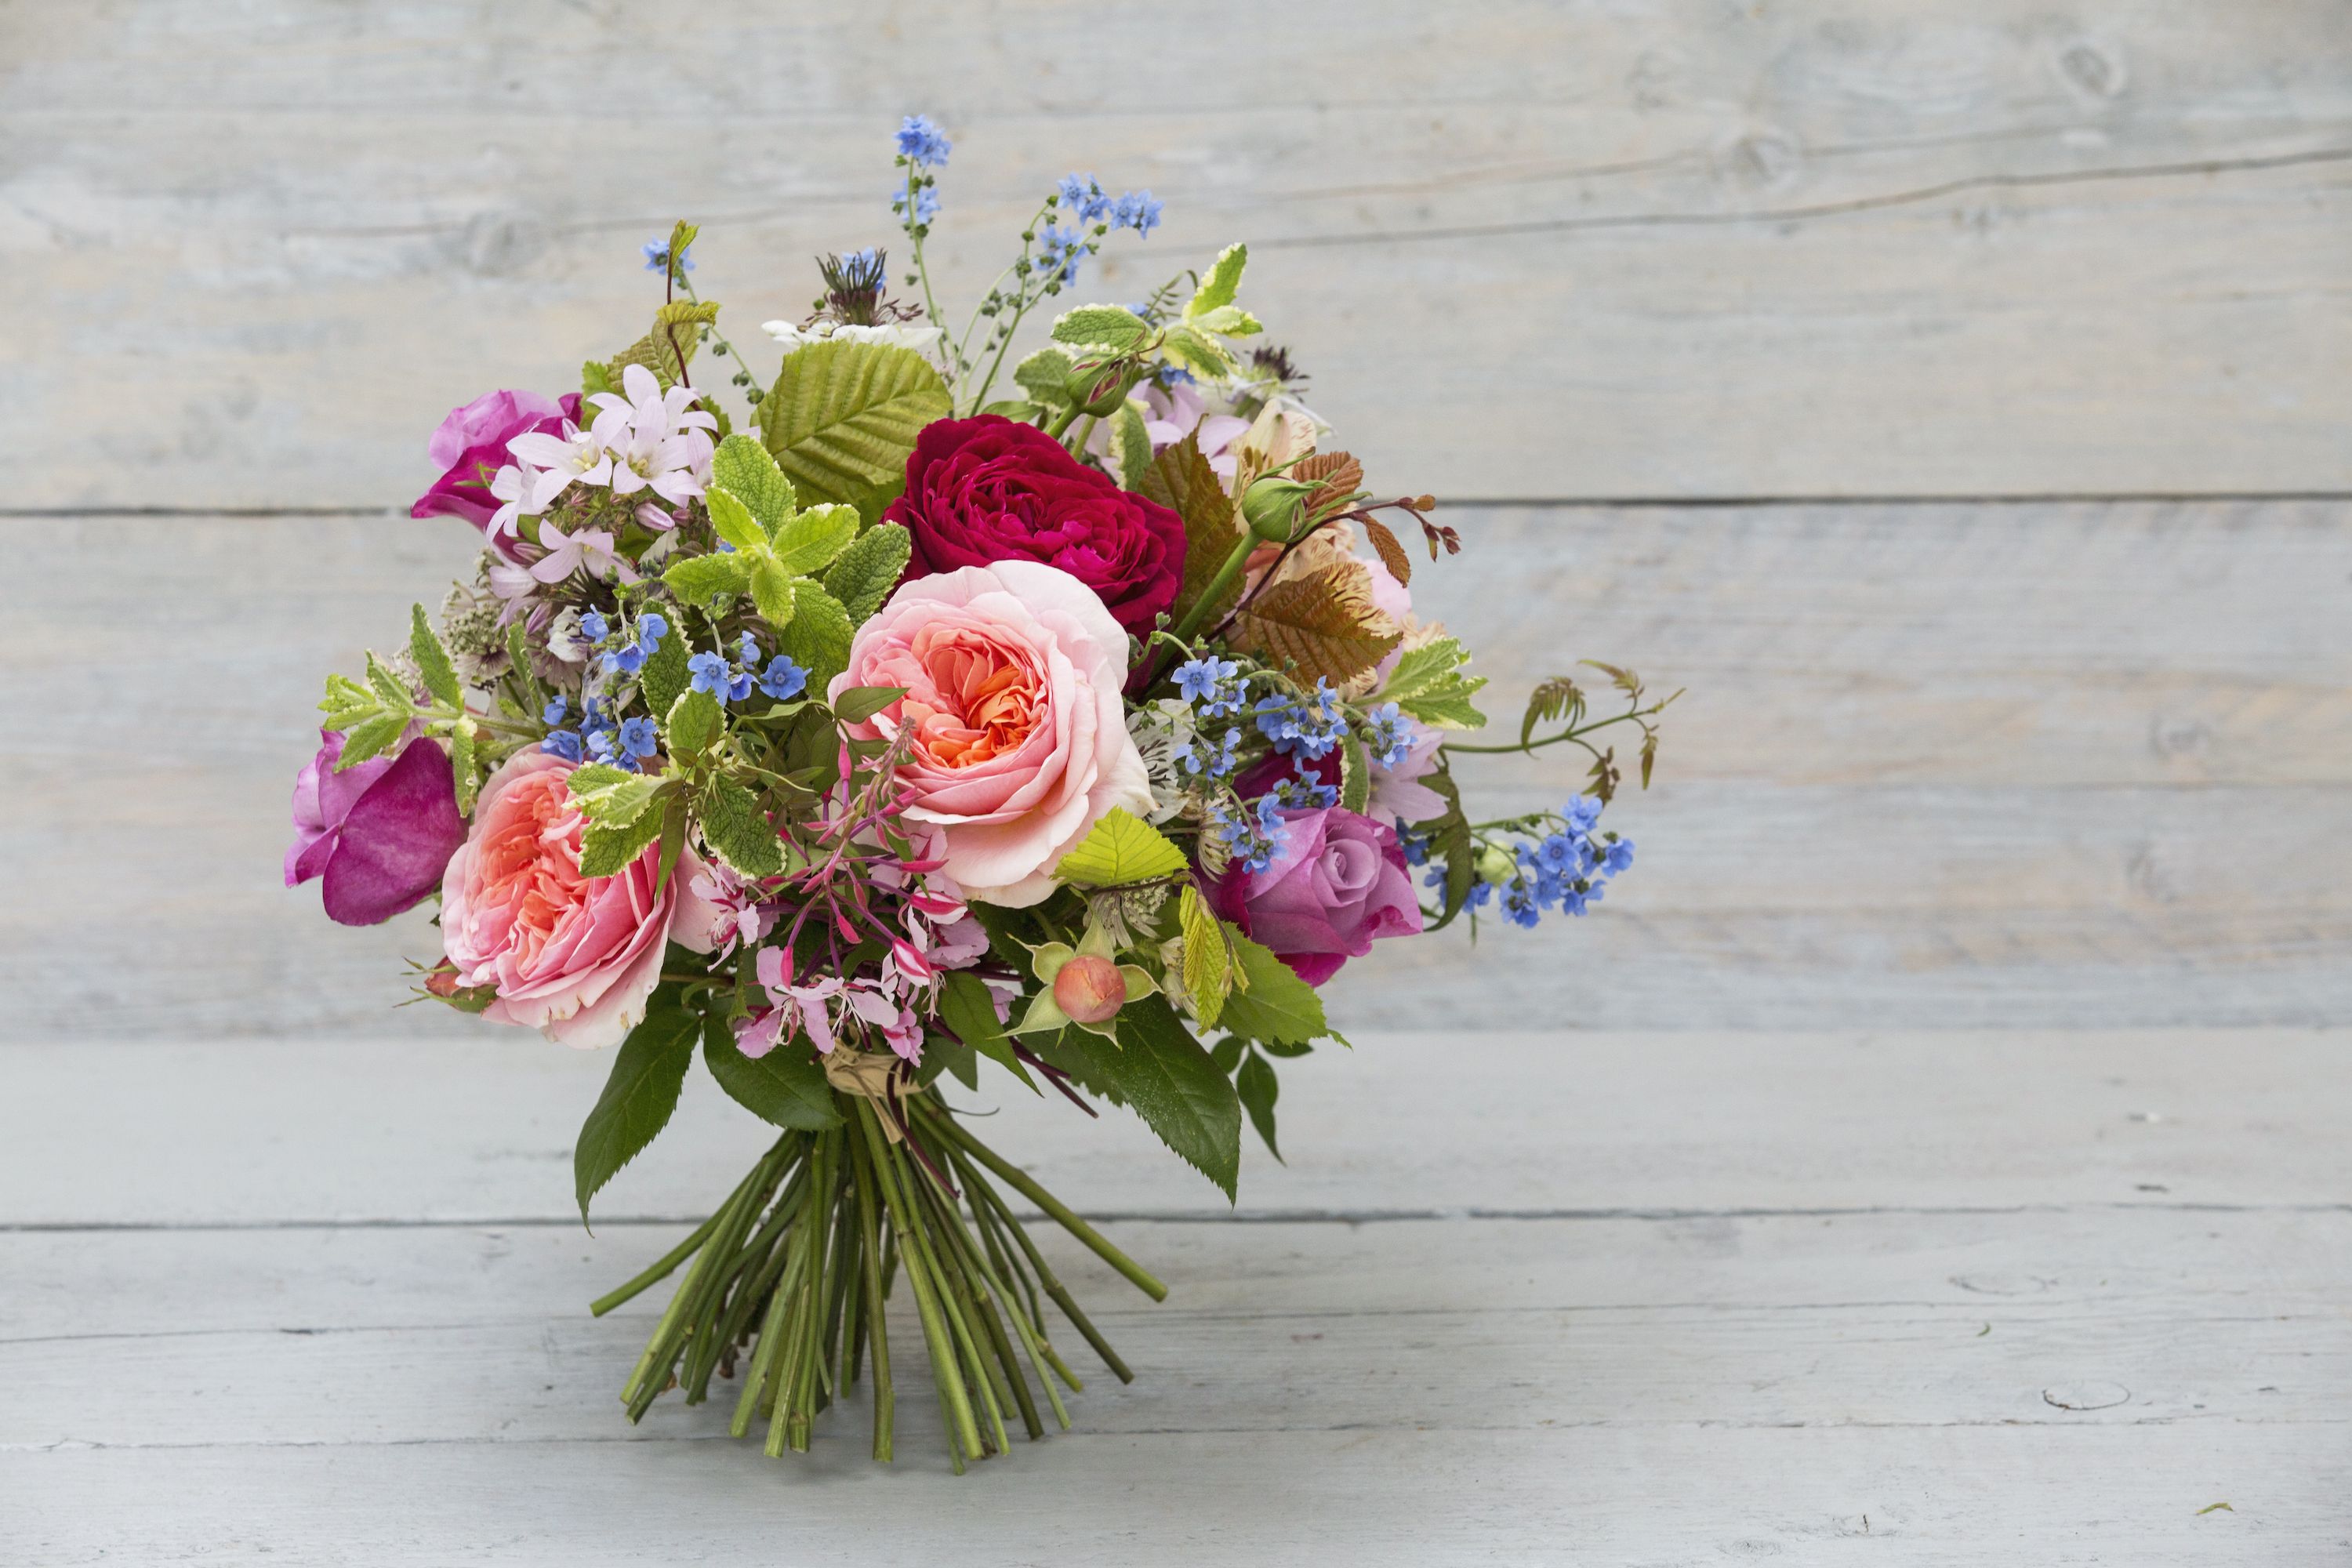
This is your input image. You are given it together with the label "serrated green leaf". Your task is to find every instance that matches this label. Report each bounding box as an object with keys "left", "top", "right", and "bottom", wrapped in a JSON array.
[
  {"left": 1185, "top": 303, "right": 1261, "bottom": 338},
  {"left": 1054, "top": 807, "right": 1187, "bottom": 887},
  {"left": 336, "top": 711, "right": 407, "bottom": 770},
  {"left": 318, "top": 672, "right": 377, "bottom": 728},
  {"left": 1340, "top": 737, "right": 1370, "bottom": 815},
  {"left": 448, "top": 722, "right": 479, "bottom": 814},
  {"left": 665, "top": 688, "right": 722, "bottom": 757},
  {"left": 757, "top": 339, "right": 950, "bottom": 519},
  {"left": 823, "top": 521, "right": 912, "bottom": 623},
  {"left": 662, "top": 552, "right": 751, "bottom": 610},
  {"left": 1178, "top": 885, "right": 1231, "bottom": 1029},
  {"left": 408, "top": 604, "right": 461, "bottom": 707},
  {"left": 1159, "top": 324, "right": 1233, "bottom": 379},
  {"left": 573, "top": 770, "right": 662, "bottom": 826},
  {"left": 579, "top": 804, "right": 666, "bottom": 877},
  {"left": 939, "top": 970, "right": 1039, "bottom": 1092},
  {"left": 1111, "top": 402, "right": 1154, "bottom": 492},
  {"left": 831, "top": 684, "right": 908, "bottom": 725},
  {"left": 574, "top": 990, "right": 699, "bottom": 1224},
  {"left": 1013, "top": 347, "right": 1078, "bottom": 406},
  {"left": 710, "top": 434, "right": 795, "bottom": 531},
  {"left": 1081, "top": 994, "right": 1240, "bottom": 1201},
  {"left": 1051, "top": 304, "right": 1149, "bottom": 350},
  {"left": 1236, "top": 1048, "right": 1281, "bottom": 1161},
  {"left": 1216, "top": 933, "right": 1328, "bottom": 1047},
  {"left": 768, "top": 502, "right": 859, "bottom": 575},
  {"left": 748, "top": 558, "right": 800, "bottom": 630},
  {"left": 567, "top": 762, "right": 633, "bottom": 794},
  {"left": 612, "top": 299, "right": 720, "bottom": 388},
  {"left": 1139, "top": 434, "right": 1245, "bottom": 630},
  {"left": 699, "top": 775, "right": 782, "bottom": 878},
  {"left": 1381, "top": 635, "right": 1490, "bottom": 731},
  {"left": 638, "top": 622, "right": 690, "bottom": 716},
  {"left": 702, "top": 1014, "right": 841, "bottom": 1131},
  {"left": 1186, "top": 243, "right": 1247, "bottom": 318},
  {"left": 365, "top": 652, "right": 410, "bottom": 711},
  {"left": 776, "top": 581, "right": 854, "bottom": 688},
  {"left": 706, "top": 487, "right": 768, "bottom": 554},
  {"left": 582, "top": 360, "right": 620, "bottom": 400}
]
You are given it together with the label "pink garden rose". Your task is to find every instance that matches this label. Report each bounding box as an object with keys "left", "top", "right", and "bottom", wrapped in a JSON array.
[
  {"left": 1210, "top": 805, "right": 1423, "bottom": 985},
  {"left": 439, "top": 749, "right": 725, "bottom": 1049},
  {"left": 830, "top": 560, "right": 1154, "bottom": 907},
  {"left": 285, "top": 729, "right": 466, "bottom": 927},
  {"left": 411, "top": 389, "right": 583, "bottom": 542}
]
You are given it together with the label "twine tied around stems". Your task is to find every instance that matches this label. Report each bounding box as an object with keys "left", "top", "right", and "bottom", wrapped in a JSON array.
[{"left": 821, "top": 1047, "right": 921, "bottom": 1138}]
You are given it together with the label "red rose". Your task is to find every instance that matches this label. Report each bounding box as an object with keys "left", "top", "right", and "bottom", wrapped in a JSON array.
[{"left": 886, "top": 415, "right": 1188, "bottom": 644}]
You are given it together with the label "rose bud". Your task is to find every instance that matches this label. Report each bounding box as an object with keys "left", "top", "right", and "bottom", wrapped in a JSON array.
[
  {"left": 1052, "top": 953, "right": 1129, "bottom": 1025},
  {"left": 1243, "top": 475, "right": 1320, "bottom": 543}
]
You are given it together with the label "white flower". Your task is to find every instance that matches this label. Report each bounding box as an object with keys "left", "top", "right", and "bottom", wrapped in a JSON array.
[
  {"left": 528, "top": 521, "right": 638, "bottom": 585},
  {"left": 586, "top": 364, "right": 717, "bottom": 505},
  {"left": 761, "top": 318, "right": 945, "bottom": 358}
]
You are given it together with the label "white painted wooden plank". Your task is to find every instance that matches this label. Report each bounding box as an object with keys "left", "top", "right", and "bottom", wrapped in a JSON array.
[
  {"left": 6, "top": 1209, "right": 2345, "bottom": 1451},
  {"left": 2, "top": 1029, "right": 2342, "bottom": 1227},
  {"left": 6, "top": 500, "right": 2345, "bottom": 1036},
  {"left": 5, "top": 2, "right": 2350, "bottom": 503},
  {"left": 8, "top": 1426, "right": 2337, "bottom": 1565}
]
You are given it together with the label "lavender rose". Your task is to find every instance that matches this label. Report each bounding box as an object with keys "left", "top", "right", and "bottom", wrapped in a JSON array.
[
  {"left": 285, "top": 730, "right": 466, "bottom": 927},
  {"left": 1210, "top": 805, "right": 1423, "bottom": 985},
  {"left": 884, "top": 414, "right": 1187, "bottom": 644},
  {"left": 411, "top": 389, "right": 583, "bottom": 543}
]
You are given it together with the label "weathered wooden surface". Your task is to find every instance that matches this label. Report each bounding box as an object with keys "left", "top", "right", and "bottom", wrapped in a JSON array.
[
  {"left": 5, "top": 1, "right": 2350, "bottom": 506},
  {"left": 8, "top": 499, "right": 2344, "bottom": 1040},
  {"left": 5, "top": 1029, "right": 2345, "bottom": 1563}
]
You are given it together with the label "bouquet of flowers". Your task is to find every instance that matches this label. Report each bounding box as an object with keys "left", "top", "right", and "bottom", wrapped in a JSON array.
[{"left": 287, "top": 118, "right": 1673, "bottom": 1471}]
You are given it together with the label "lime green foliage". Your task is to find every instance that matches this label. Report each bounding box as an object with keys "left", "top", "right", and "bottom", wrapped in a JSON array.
[
  {"left": 1381, "top": 636, "right": 1490, "bottom": 730},
  {"left": 1053, "top": 808, "right": 1187, "bottom": 887},
  {"left": 1215, "top": 934, "right": 1329, "bottom": 1048},
  {"left": 699, "top": 775, "right": 784, "bottom": 877},
  {"left": 1175, "top": 886, "right": 1233, "bottom": 1029},
  {"left": 574, "top": 990, "right": 701, "bottom": 1224},
  {"left": 756, "top": 339, "right": 950, "bottom": 522},
  {"left": 316, "top": 603, "right": 499, "bottom": 807},
  {"left": 664, "top": 436, "right": 862, "bottom": 685},
  {"left": 822, "top": 523, "right": 913, "bottom": 624},
  {"left": 1051, "top": 305, "right": 1150, "bottom": 354}
]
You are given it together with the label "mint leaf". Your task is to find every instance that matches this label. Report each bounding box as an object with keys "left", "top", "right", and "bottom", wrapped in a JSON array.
[
  {"left": 748, "top": 559, "right": 800, "bottom": 629},
  {"left": 1186, "top": 243, "right": 1247, "bottom": 318},
  {"left": 574, "top": 991, "right": 699, "bottom": 1224},
  {"left": 706, "top": 487, "right": 768, "bottom": 554},
  {"left": 579, "top": 805, "right": 666, "bottom": 877},
  {"left": 768, "top": 502, "right": 860, "bottom": 576},
  {"left": 822, "top": 521, "right": 912, "bottom": 623},
  {"left": 699, "top": 776, "right": 782, "bottom": 878},
  {"left": 1013, "top": 347, "right": 1079, "bottom": 407},
  {"left": 701, "top": 1014, "right": 841, "bottom": 1131},
  {"left": 777, "top": 581, "right": 854, "bottom": 688},
  {"left": 639, "top": 622, "right": 690, "bottom": 717},
  {"left": 1052, "top": 304, "right": 1149, "bottom": 350},
  {"left": 663, "top": 552, "right": 751, "bottom": 610},
  {"left": 664, "top": 688, "right": 722, "bottom": 758},
  {"left": 710, "top": 433, "right": 796, "bottom": 532}
]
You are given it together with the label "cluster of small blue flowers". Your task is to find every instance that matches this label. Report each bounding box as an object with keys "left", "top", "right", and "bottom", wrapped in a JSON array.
[
  {"left": 543, "top": 694, "right": 657, "bottom": 771},
  {"left": 891, "top": 115, "right": 952, "bottom": 228},
  {"left": 1357, "top": 702, "right": 1415, "bottom": 769},
  {"left": 1173, "top": 727, "right": 1240, "bottom": 780},
  {"left": 1499, "top": 797, "right": 1635, "bottom": 929},
  {"left": 1036, "top": 224, "right": 1087, "bottom": 287},
  {"left": 891, "top": 184, "right": 941, "bottom": 227},
  {"left": 1254, "top": 680, "right": 1348, "bottom": 763},
  {"left": 583, "top": 609, "right": 668, "bottom": 679},
  {"left": 1267, "top": 772, "right": 1338, "bottom": 811},
  {"left": 1212, "top": 795, "right": 1291, "bottom": 875},
  {"left": 1053, "top": 173, "right": 1163, "bottom": 237},
  {"left": 689, "top": 633, "right": 808, "bottom": 706},
  {"left": 1174, "top": 656, "right": 1250, "bottom": 717},
  {"left": 641, "top": 238, "right": 693, "bottom": 274}
]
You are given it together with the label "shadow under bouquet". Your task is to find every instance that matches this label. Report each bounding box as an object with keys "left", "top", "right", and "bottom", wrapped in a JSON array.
[{"left": 289, "top": 118, "right": 1672, "bottom": 1471}]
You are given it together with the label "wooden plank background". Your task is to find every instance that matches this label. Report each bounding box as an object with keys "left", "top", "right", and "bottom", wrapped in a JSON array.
[{"left": 3, "top": 1, "right": 2348, "bottom": 1563}]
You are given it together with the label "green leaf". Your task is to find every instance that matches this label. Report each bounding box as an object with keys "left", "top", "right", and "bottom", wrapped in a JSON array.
[
  {"left": 1054, "top": 807, "right": 1188, "bottom": 887},
  {"left": 701, "top": 1014, "right": 841, "bottom": 1131},
  {"left": 408, "top": 604, "right": 461, "bottom": 707},
  {"left": 1083, "top": 995, "right": 1242, "bottom": 1201},
  {"left": 1013, "top": 347, "right": 1079, "bottom": 407},
  {"left": 757, "top": 339, "right": 950, "bottom": 519},
  {"left": 1110, "top": 402, "right": 1154, "bottom": 491},
  {"left": 919, "top": 1021, "right": 978, "bottom": 1091},
  {"left": 365, "top": 651, "right": 410, "bottom": 710},
  {"left": 1382, "top": 635, "right": 1490, "bottom": 731},
  {"left": 1139, "top": 434, "right": 1245, "bottom": 630},
  {"left": 1217, "top": 934, "right": 1328, "bottom": 1047},
  {"left": 710, "top": 434, "right": 796, "bottom": 532},
  {"left": 638, "top": 622, "right": 690, "bottom": 716},
  {"left": 449, "top": 722, "right": 479, "bottom": 814},
  {"left": 938, "top": 970, "right": 1040, "bottom": 1092},
  {"left": 748, "top": 558, "right": 800, "bottom": 630},
  {"left": 706, "top": 487, "right": 768, "bottom": 554},
  {"left": 1421, "top": 767, "right": 1476, "bottom": 932},
  {"left": 776, "top": 581, "right": 854, "bottom": 689},
  {"left": 823, "top": 521, "right": 912, "bottom": 623},
  {"left": 1339, "top": 737, "right": 1370, "bottom": 815},
  {"left": 574, "top": 991, "right": 699, "bottom": 1224},
  {"left": 572, "top": 769, "right": 662, "bottom": 826},
  {"left": 318, "top": 672, "right": 376, "bottom": 727},
  {"left": 1236, "top": 1048, "right": 1281, "bottom": 1161},
  {"left": 1186, "top": 243, "right": 1247, "bottom": 318},
  {"left": 665, "top": 688, "right": 722, "bottom": 757},
  {"left": 581, "top": 360, "right": 620, "bottom": 400},
  {"left": 699, "top": 776, "right": 783, "bottom": 878},
  {"left": 1177, "top": 886, "right": 1232, "bottom": 1028},
  {"left": 662, "top": 552, "right": 751, "bottom": 610},
  {"left": 1159, "top": 324, "right": 1234, "bottom": 379},
  {"left": 579, "top": 804, "right": 666, "bottom": 877},
  {"left": 768, "top": 502, "right": 860, "bottom": 575},
  {"left": 1051, "top": 304, "right": 1150, "bottom": 350},
  {"left": 831, "top": 684, "right": 908, "bottom": 725},
  {"left": 336, "top": 711, "right": 407, "bottom": 770},
  {"left": 612, "top": 299, "right": 720, "bottom": 388},
  {"left": 566, "top": 762, "right": 633, "bottom": 795},
  {"left": 1185, "top": 303, "right": 1261, "bottom": 338}
]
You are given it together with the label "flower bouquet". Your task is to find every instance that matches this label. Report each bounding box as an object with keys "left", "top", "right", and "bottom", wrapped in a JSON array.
[{"left": 287, "top": 118, "right": 1673, "bottom": 1470}]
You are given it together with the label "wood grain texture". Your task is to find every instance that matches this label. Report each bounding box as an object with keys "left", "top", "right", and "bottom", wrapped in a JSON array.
[
  {"left": 6, "top": 499, "right": 2343, "bottom": 1040},
  {"left": 5, "top": 1, "right": 2350, "bottom": 506}
]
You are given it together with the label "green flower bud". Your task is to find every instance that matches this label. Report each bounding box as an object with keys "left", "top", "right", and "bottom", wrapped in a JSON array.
[
  {"left": 1242, "top": 475, "right": 1319, "bottom": 543},
  {"left": 1476, "top": 844, "right": 1516, "bottom": 885}
]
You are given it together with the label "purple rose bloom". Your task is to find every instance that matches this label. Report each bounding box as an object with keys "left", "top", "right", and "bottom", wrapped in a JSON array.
[
  {"left": 1210, "top": 805, "right": 1423, "bottom": 985},
  {"left": 411, "top": 390, "right": 582, "bottom": 541},
  {"left": 286, "top": 730, "right": 466, "bottom": 927}
]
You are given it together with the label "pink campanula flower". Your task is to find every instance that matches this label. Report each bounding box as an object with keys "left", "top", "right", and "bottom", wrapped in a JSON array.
[{"left": 285, "top": 729, "right": 467, "bottom": 927}]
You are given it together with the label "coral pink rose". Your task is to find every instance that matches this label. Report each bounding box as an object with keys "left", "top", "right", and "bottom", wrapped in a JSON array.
[
  {"left": 1210, "top": 805, "right": 1423, "bottom": 985},
  {"left": 439, "top": 748, "right": 725, "bottom": 1048},
  {"left": 830, "top": 561, "right": 1153, "bottom": 907}
]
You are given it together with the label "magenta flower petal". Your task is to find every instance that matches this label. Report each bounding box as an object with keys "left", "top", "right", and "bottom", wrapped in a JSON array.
[
  {"left": 285, "top": 730, "right": 394, "bottom": 887},
  {"left": 318, "top": 739, "right": 466, "bottom": 926}
]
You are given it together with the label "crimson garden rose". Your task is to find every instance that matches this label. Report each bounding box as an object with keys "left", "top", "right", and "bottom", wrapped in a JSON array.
[{"left": 885, "top": 414, "right": 1187, "bottom": 644}]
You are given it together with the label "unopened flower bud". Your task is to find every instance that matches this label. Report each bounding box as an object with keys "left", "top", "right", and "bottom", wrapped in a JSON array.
[
  {"left": 1476, "top": 845, "right": 1515, "bottom": 885},
  {"left": 1053, "top": 954, "right": 1127, "bottom": 1024},
  {"left": 1242, "top": 475, "right": 1319, "bottom": 543}
]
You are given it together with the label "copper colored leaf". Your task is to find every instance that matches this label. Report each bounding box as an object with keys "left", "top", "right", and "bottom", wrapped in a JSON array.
[
  {"left": 1140, "top": 433, "right": 1245, "bottom": 629},
  {"left": 1229, "top": 560, "right": 1401, "bottom": 686},
  {"left": 1292, "top": 451, "right": 1363, "bottom": 527},
  {"left": 1359, "top": 516, "right": 1411, "bottom": 586}
]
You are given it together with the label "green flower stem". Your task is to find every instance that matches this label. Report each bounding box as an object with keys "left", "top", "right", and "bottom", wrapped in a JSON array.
[
  {"left": 618, "top": 1142, "right": 780, "bottom": 1407},
  {"left": 962, "top": 1152, "right": 1119, "bottom": 1385},
  {"left": 927, "top": 1108, "right": 1169, "bottom": 1303},
  {"left": 1165, "top": 534, "right": 1258, "bottom": 652},
  {"left": 589, "top": 1207, "right": 728, "bottom": 1317},
  {"left": 889, "top": 1139, "right": 1008, "bottom": 1456},
  {"left": 956, "top": 1149, "right": 1074, "bottom": 1390},
  {"left": 1046, "top": 401, "right": 1086, "bottom": 441},
  {"left": 730, "top": 1247, "right": 799, "bottom": 1439},
  {"left": 1443, "top": 706, "right": 1662, "bottom": 755},
  {"left": 919, "top": 1163, "right": 1068, "bottom": 1432},
  {"left": 848, "top": 1128, "right": 895, "bottom": 1461},
  {"left": 856, "top": 1102, "right": 983, "bottom": 1464},
  {"left": 627, "top": 1138, "right": 790, "bottom": 1421}
]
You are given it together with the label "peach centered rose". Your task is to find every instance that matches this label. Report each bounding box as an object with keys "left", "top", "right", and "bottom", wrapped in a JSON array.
[
  {"left": 439, "top": 748, "right": 724, "bottom": 1048},
  {"left": 831, "top": 561, "right": 1153, "bottom": 907}
]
